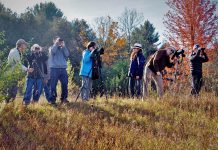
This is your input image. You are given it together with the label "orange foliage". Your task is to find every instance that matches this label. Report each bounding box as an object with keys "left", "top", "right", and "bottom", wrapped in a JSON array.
[
  {"left": 163, "top": 0, "right": 218, "bottom": 91},
  {"left": 97, "top": 20, "right": 127, "bottom": 66},
  {"left": 164, "top": 0, "right": 218, "bottom": 51}
]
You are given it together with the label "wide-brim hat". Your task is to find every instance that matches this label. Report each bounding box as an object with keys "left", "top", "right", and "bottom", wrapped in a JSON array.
[{"left": 131, "top": 43, "right": 143, "bottom": 50}]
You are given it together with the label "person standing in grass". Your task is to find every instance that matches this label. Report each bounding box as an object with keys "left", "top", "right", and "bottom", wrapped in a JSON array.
[
  {"left": 23, "top": 44, "right": 48, "bottom": 106},
  {"left": 128, "top": 43, "right": 145, "bottom": 99},
  {"left": 79, "top": 41, "right": 96, "bottom": 101},
  {"left": 143, "top": 46, "right": 176, "bottom": 99},
  {"left": 49, "top": 36, "right": 69, "bottom": 105},
  {"left": 6, "top": 39, "right": 34, "bottom": 103},
  {"left": 189, "top": 44, "right": 209, "bottom": 96}
]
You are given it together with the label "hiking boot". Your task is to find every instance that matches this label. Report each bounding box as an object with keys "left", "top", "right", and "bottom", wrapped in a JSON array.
[
  {"left": 22, "top": 101, "right": 30, "bottom": 107},
  {"left": 61, "top": 99, "right": 70, "bottom": 105},
  {"left": 50, "top": 101, "right": 57, "bottom": 107}
]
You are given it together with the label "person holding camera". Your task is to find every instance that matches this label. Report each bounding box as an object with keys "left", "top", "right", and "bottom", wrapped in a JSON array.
[
  {"left": 143, "top": 46, "right": 176, "bottom": 99},
  {"left": 23, "top": 44, "right": 48, "bottom": 106},
  {"left": 79, "top": 41, "right": 96, "bottom": 101},
  {"left": 128, "top": 43, "right": 145, "bottom": 98},
  {"left": 189, "top": 44, "right": 209, "bottom": 96},
  {"left": 6, "top": 39, "right": 34, "bottom": 103},
  {"left": 49, "top": 36, "right": 69, "bottom": 105}
]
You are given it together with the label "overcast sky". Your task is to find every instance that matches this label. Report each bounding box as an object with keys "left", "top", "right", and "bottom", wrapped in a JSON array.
[{"left": 0, "top": 0, "right": 217, "bottom": 43}]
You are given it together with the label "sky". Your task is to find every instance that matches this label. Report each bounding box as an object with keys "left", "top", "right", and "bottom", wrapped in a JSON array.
[{"left": 0, "top": 0, "right": 217, "bottom": 43}]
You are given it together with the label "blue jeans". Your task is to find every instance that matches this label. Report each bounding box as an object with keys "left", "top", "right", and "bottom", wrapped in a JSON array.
[
  {"left": 50, "top": 68, "right": 68, "bottom": 102},
  {"left": 23, "top": 78, "right": 43, "bottom": 104},
  {"left": 81, "top": 76, "right": 93, "bottom": 101},
  {"left": 129, "top": 77, "right": 142, "bottom": 98},
  {"left": 43, "top": 79, "right": 51, "bottom": 102}
]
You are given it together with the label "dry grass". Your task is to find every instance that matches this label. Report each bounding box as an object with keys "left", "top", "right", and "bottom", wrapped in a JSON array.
[{"left": 0, "top": 92, "right": 217, "bottom": 150}]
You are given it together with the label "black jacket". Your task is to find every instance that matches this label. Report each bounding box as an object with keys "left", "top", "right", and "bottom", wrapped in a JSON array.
[
  {"left": 128, "top": 52, "right": 145, "bottom": 79},
  {"left": 25, "top": 51, "right": 48, "bottom": 79},
  {"left": 189, "top": 50, "right": 208, "bottom": 74}
]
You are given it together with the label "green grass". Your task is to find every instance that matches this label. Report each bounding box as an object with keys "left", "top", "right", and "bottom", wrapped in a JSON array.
[{"left": 0, "top": 93, "right": 217, "bottom": 149}]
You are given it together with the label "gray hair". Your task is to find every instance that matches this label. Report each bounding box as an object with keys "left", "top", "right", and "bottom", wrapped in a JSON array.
[{"left": 16, "top": 39, "right": 28, "bottom": 48}]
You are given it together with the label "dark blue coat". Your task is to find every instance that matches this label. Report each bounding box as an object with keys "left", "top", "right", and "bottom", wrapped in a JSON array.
[{"left": 128, "top": 53, "right": 145, "bottom": 79}]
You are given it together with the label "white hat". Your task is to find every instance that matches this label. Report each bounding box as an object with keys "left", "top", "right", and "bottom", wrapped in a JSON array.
[
  {"left": 31, "top": 44, "right": 41, "bottom": 51},
  {"left": 131, "top": 43, "right": 142, "bottom": 49},
  {"left": 193, "top": 44, "right": 200, "bottom": 50}
]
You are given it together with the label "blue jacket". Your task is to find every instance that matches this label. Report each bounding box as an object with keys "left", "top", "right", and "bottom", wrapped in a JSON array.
[
  {"left": 49, "top": 45, "right": 69, "bottom": 68},
  {"left": 79, "top": 49, "right": 92, "bottom": 78},
  {"left": 128, "top": 52, "right": 145, "bottom": 79}
]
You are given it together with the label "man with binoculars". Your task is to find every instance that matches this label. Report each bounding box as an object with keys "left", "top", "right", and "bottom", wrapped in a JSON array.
[
  {"left": 189, "top": 44, "right": 209, "bottom": 96},
  {"left": 49, "top": 36, "right": 69, "bottom": 105}
]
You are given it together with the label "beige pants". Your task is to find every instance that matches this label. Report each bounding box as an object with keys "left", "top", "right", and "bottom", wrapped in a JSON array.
[{"left": 143, "top": 66, "right": 164, "bottom": 99}]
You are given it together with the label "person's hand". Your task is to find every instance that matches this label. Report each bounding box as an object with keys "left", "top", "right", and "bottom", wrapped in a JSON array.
[
  {"left": 55, "top": 38, "right": 60, "bottom": 45},
  {"left": 136, "top": 76, "right": 140, "bottom": 80},
  {"left": 43, "top": 79, "right": 48, "bottom": 85},
  {"left": 156, "top": 72, "right": 161, "bottom": 76},
  {"left": 27, "top": 68, "right": 34, "bottom": 73},
  {"left": 60, "top": 41, "right": 65, "bottom": 47}
]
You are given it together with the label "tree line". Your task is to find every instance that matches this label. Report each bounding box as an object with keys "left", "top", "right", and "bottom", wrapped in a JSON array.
[
  {"left": 0, "top": 2, "right": 159, "bottom": 98},
  {"left": 0, "top": 0, "right": 217, "bottom": 99}
]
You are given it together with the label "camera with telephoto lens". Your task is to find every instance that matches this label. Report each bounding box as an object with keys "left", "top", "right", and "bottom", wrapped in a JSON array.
[
  {"left": 91, "top": 47, "right": 104, "bottom": 63},
  {"left": 91, "top": 47, "right": 104, "bottom": 66},
  {"left": 58, "top": 38, "right": 64, "bottom": 42},
  {"left": 171, "top": 49, "right": 186, "bottom": 59},
  {"left": 91, "top": 47, "right": 104, "bottom": 80},
  {"left": 93, "top": 47, "right": 104, "bottom": 55}
]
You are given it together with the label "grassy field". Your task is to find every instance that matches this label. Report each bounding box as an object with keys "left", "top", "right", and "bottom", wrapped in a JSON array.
[{"left": 0, "top": 93, "right": 217, "bottom": 150}]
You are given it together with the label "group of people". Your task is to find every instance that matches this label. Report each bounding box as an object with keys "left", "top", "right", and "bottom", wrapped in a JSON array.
[
  {"left": 7, "top": 36, "right": 69, "bottom": 106},
  {"left": 6, "top": 37, "right": 208, "bottom": 106},
  {"left": 128, "top": 43, "right": 208, "bottom": 99}
]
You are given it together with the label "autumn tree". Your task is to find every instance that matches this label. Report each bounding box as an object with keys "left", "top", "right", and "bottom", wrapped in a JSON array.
[
  {"left": 164, "top": 0, "right": 218, "bottom": 50},
  {"left": 163, "top": 0, "right": 218, "bottom": 93},
  {"left": 118, "top": 8, "right": 144, "bottom": 52},
  {"left": 94, "top": 16, "right": 126, "bottom": 65}
]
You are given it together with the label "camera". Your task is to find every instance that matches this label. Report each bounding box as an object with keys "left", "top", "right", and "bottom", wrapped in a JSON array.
[
  {"left": 91, "top": 47, "right": 104, "bottom": 62},
  {"left": 91, "top": 47, "right": 104, "bottom": 66},
  {"left": 171, "top": 49, "right": 186, "bottom": 59},
  {"left": 33, "top": 51, "right": 42, "bottom": 59},
  {"left": 58, "top": 38, "right": 64, "bottom": 42},
  {"left": 91, "top": 47, "right": 104, "bottom": 80},
  {"left": 93, "top": 47, "right": 104, "bottom": 55},
  {"left": 200, "top": 48, "right": 205, "bottom": 52}
]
